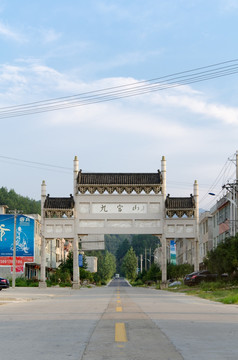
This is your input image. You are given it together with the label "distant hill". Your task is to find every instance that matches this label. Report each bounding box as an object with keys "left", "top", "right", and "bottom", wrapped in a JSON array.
[{"left": 0, "top": 187, "right": 41, "bottom": 215}]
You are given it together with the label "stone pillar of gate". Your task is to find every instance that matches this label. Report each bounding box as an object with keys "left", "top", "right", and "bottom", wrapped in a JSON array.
[
  {"left": 72, "top": 236, "right": 80, "bottom": 289},
  {"left": 193, "top": 238, "right": 199, "bottom": 272},
  {"left": 72, "top": 156, "right": 80, "bottom": 289},
  {"left": 161, "top": 156, "right": 166, "bottom": 199},
  {"left": 39, "top": 180, "right": 47, "bottom": 288},
  {"left": 193, "top": 180, "right": 199, "bottom": 271},
  {"left": 161, "top": 234, "right": 167, "bottom": 287},
  {"left": 74, "top": 156, "right": 79, "bottom": 196}
]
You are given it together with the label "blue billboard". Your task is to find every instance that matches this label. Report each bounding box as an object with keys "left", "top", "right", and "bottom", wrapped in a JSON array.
[{"left": 0, "top": 214, "right": 34, "bottom": 257}]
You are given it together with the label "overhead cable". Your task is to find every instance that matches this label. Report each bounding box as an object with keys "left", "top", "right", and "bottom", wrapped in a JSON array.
[{"left": 0, "top": 59, "right": 238, "bottom": 119}]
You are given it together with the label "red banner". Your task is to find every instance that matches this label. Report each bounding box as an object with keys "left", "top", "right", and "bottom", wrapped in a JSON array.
[{"left": 0, "top": 256, "right": 34, "bottom": 272}]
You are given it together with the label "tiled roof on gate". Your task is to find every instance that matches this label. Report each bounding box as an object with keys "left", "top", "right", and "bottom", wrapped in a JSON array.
[
  {"left": 44, "top": 194, "right": 75, "bottom": 209},
  {"left": 77, "top": 171, "right": 162, "bottom": 185},
  {"left": 165, "top": 194, "right": 195, "bottom": 209}
]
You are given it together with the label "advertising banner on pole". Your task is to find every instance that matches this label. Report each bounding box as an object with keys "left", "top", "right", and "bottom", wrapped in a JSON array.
[
  {"left": 0, "top": 214, "right": 34, "bottom": 272},
  {"left": 170, "top": 240, "right": 176, "bottom": 265},
  {"left": 78, "top": 254, "right": 83, "bottom": 267}
]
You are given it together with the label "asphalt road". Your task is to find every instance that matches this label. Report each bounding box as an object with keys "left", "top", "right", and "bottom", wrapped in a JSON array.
[{"left": 0, "top": 281, "right": 238, "bottom": 359}]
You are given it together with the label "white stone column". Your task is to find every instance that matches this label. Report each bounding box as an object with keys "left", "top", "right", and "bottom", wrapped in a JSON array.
[
  {"left": 72, "top": 236, "right": 80, "bottom": 289},
  {"left": 161, "top": 234, "right": 167, "bottom": 284},
  {"left": 39, "top": 180, "right": 47, "bottom": 288},
  {"left": 72, "top": 156, "right": 80, "bottom": 289},
  {"left": 74, "top": 156, "right": 79, "bottom": 196},
  {"left": 161, "top": 156, "right": 166, "bottom": 200},
  {"left": 160, "top": 156, "right": 167, "bottom": 286},
  {"left": 193, "top": 180, "right": 199, "bottom": 271}
]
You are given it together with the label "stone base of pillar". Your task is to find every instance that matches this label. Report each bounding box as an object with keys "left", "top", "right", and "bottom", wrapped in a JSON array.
[
  {"left": 72, "top": 282, "right": 80, "bottom": 290},
  {"left": 160, "top": 281, "right": 168, "bottom": 289},
  {"left": 38, "top": 281, "right": 47, "bottom": 288}
]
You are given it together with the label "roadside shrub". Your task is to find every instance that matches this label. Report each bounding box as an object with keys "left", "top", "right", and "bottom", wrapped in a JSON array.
[
  {"left": 220, "top": 294, "right": 238, "bottom": 304},
  {"left": 80, "top": 268, "right": 94, "bottom": 282},
  {"left": 167, "top": 263, "right": 194, "bottom": 280},
  {"left": 131, "top": 279, "right": 144, "bottom": 286},
  {"left": 199, "top": 281, "right": 227, "bottom": 291},
  {"left": 11, "top": 276, "right": 39, "bottom": 287},
  {"left": 93, "top": 272, "right": 102, "bottom": 285}
]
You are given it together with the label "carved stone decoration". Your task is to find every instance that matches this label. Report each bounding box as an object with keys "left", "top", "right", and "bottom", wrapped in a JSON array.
[
  {"left": 77, "top": 184, "right": 162, "bottom": 194},
  {"left": 167, "top": 210, "right": 176, "bottom": 218},
  {"left": 98, "top": 187, "right": 105, "bottom": 194},
  {"left": 185, "top": 210, "right": 194, "bottom": 218},
  {"left": 176, "top": 210, "right": 184, "bottom": 218},
  {"left": 78, "top": 186, "right": 87, "bottom": 194},
  {"left": 152, "top": 186, "right": 161, "bottom": 194},
  {"left": 125, "top": 186, "right": 133, "bottom": 194},
  {"left": 116, "top": 186, "right": 124, "bottom": 194},
  {"left": 144, "top": 186, "right": 152, "bottom": 194},
  {"left": 44, "top": 209, "right": 74, "bottom": 218},
  {"left": 65, "top": 210, "right": 74, "bottom": 218},
  {"left": 107, "top": 187, "right": 115, "bottom": 194},
  {"left": 166, "top": 209, "right": 194, "bottom": 218},
  {"left": 88, "top": 186, "right": 96, "bottom": 194}
]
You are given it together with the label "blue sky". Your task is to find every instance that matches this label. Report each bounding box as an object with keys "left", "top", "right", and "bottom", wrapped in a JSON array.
[{"left": 0, "top": 0, "right": 238, "bottom": 210}]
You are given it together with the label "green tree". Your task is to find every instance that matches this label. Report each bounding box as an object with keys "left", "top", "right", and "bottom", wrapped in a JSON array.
[
  {"left": 204, "top": 234, "right": 238, "bottom": 276},
  {"left": 116, "top": 238, "right": 130, "bottom": 273},
  {"left": 122, "top": 247, "right": 137, "bottom": 280},
  {"left": 97, "top": 251, "right": 116, "bottom": 281},
  {"left": 59, "top": 250, "right": 73, "bottom": 278},
  {"left": 0, "top": 187, "right": 41, "bottom": 214},
  {"left": 105, "top": 234, "right": 133, "bottom": 256},
  {"left": 131, "top": 235, "right": 160, "bottom": 257}
]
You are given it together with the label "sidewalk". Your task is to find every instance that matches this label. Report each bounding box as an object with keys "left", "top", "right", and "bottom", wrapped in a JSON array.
[{"left": 0, "top": 286, "right": 76, "bottom": 304}]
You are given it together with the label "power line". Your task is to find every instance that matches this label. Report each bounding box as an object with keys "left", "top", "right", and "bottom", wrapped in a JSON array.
[
  {"left": 0, "top": 155, "right": 72, "bottom": 173},
  {"left": 0, "top": 155, "right": 71, "bottom": 170},
  {"left": 0, "top": 59, "right": 238, "bottom": 119},
  {"left": 200, "top": 152, "right": 237, "bottom": 207}
]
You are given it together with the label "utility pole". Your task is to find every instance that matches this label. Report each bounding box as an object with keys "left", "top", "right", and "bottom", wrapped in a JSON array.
[
  {"left": 140, "top": 254, "right": 143, "bottom": 273},
  {"left": 236, "top": 150, "right": 238, "bottom": 235},
  {"left": 222, "top": 150, "right": 238, "bottom": 236}
]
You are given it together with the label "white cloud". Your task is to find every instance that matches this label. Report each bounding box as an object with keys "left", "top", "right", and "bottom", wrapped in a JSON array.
[
  {"left": 0, "top": 21, "right": 26, "bottom": 42},
  {"left": 220, "top": 0, "right": 238, "bottom": 11},
  {"left": 40, "top": 28, "right": 61, "bottom": 43},
  {"left": 1, "top": 61, "right": 238, "bottom": 132},
  {"left": 156, "top": 93, "right": 238, "bottom": 125}
]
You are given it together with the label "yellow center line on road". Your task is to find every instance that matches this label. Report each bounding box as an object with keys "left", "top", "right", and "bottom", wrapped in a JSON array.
[
  {"left": 116, "top": 306, "right": 122, "bottom": 312},
  {"left": 115, "top": 323, "right": 127, "bottom": 343},
  {"left": 117, "top": 300, "right": 121, "bottom": 304}
]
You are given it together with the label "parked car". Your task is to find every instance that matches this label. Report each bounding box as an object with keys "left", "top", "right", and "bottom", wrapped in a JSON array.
[
  {"left": 184, "top": 270, "right": 218, "bottom": 286},
  {"left": 0, "top": 277, "right": 10, "bottom": 290}
]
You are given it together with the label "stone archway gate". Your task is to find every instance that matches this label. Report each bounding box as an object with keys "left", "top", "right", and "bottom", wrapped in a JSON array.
[{"left": 40, "top": 156, "right": 199, "bottom": 288}]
